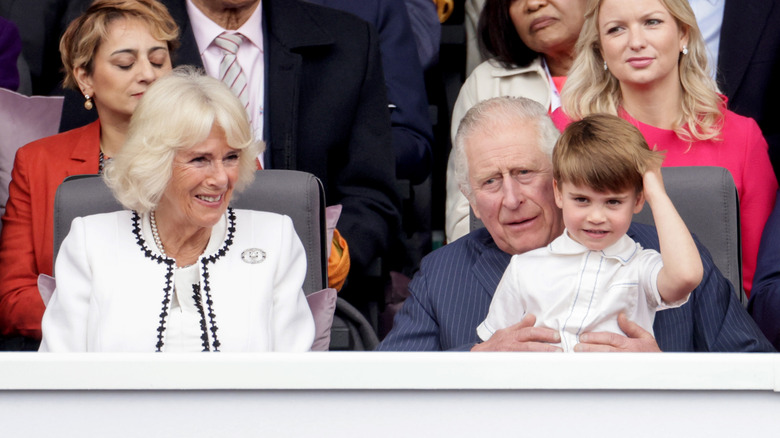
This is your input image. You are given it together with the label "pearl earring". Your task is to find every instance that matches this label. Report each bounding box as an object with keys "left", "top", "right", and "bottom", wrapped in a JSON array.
[
  {"left": 84, "top": 94, "right": 93, "bottom": 111},
  {"left": 603, "top": 61, "right": 608, "bottom": 71},
  {"left": 682, "top": 45, "right": 688, "bottom": 55}
]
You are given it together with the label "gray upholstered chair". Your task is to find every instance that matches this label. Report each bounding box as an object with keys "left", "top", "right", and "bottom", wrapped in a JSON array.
[{"left": 631, "top": 166, "right": 743, "bottom": 304}]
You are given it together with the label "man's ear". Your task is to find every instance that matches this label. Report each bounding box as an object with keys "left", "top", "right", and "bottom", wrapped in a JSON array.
[
  {"left": 461, "top": 183, "right": 481, "bottom": 219},
  {"left": 74, "top": 66, "right": 93, "bottom": 97},
  {"left": 633, "top": 190, "right": 646, "bottom": 214},
  {"left": 467, "top": 198, "right": 481, "bottom": 220},
  {"left": 553, "top": 179, "right": 564, "bottom": 209}
]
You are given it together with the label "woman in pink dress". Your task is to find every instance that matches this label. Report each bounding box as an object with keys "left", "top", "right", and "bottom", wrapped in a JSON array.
[{"left": 553, "top": 0, "right": 777, "bottom": 296}]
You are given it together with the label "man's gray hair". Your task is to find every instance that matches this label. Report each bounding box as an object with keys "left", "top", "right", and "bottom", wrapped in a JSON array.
[{"left": 453, "top": 96, "right": 560, "bottom": 200}]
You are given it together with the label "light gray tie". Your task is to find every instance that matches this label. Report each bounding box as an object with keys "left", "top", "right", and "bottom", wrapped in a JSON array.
[{"left": 214, "top": 32, "right": 249, "bottom": 108}]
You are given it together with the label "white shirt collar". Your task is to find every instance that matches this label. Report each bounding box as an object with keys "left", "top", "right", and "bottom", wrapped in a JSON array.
[{"left": 548, "top": 230, "right": 641, "bottom": 265}]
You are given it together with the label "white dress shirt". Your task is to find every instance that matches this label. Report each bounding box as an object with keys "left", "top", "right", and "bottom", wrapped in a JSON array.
[
  {"left": 187, "top": 0, "right": 265, "bottom": 157},
  {"left": 689, "top": 0, "right": 725, "bottom": 79},
  {"left": 478, "top": 231, "right": 688, "bottom": 352}
]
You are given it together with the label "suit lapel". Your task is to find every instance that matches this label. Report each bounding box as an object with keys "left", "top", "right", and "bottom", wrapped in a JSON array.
[
  {"left": 265, "top": 23, "right": 301, "bottom": 170},
  {"left": 160, "top": 0, "right": 203, "bottom": 67},
  {"left": 264, "top": 0, "right": 334, "bottom": 170},
  {"left": 470, "top": 231, "right": 512, "bottom": 300},
  {"left": 718, "top": 0, "right": 771, "bottom": 97},
  {"left": 66, "top": 120, "right": 102, "bottom": 177}
]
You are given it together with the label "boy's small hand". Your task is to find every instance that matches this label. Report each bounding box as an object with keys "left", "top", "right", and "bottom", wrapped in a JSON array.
[{"left": 641, "top": 166, "right": 667, "bottom": 205}]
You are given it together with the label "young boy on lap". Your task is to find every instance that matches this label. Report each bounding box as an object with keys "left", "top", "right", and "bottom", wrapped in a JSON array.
[{"left": 477, "top": 114, "right": 703, "bottom": 351}]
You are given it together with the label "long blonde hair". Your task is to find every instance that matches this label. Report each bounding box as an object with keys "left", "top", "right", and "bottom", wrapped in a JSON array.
[{"left": 561, "top": 0, "right": 723, "bottom": 142}]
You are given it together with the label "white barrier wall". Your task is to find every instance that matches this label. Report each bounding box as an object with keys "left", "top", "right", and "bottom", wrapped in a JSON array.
[{"left": 2, "top": 353, "right": 779, "bottom": 437}]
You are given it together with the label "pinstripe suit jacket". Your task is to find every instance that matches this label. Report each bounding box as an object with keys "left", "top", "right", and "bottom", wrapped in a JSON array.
[{"left": 378, "top": 224, "right": 774, "bottom": 352}]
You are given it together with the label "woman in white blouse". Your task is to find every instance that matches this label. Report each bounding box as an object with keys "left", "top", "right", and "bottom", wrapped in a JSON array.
[{"left": 39, "top": 67, "right": 315, "bottom": 352}]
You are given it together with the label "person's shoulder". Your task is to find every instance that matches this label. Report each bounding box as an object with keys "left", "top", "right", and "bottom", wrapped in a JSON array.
[
  {"left": 232, "top": 209, "right": 297, "bottom": 239},
  {"left": 470, "top": 57, "right": 543, "bottom": 79},
  {"left": 272, "top": 0, "right": 370, "bottom": 33},
  {"left": 420, "top": 228, "right": 497, "bottom": 268},
  {"left": 468, "top": 59, "right": 502, "bottom": 79},
  {"left": 18, "top": 120, "right": 97, "bottom": 155},
  {"left": 266, "top": 0, "right": 374, "bottom": 57},
  {"left": 77, "top": 210, "right": 133, "bottom": 232},
  {"left": 721, "top": 107, "right": 762, "bottom": 132},
  {"left": 233, "top": 208, "right": 289, "bottom": 225},
  {"left": 628, "top": 222, "right": 659, "bottom": 248}
]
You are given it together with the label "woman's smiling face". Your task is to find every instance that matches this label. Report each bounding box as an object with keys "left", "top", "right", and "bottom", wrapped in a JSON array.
[{"left": 157, "top": 125, "right": 241, "bottom": 232}]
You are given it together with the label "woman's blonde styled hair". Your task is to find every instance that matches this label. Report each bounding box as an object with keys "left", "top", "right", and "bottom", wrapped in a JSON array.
[
  {"left": 60, "top": 0, "right": 179, "bottom": 91},
  {"left": 103, "top": 67, "right": 262, "bottom": 213},
  {"left": 561, "top": 0, "right": 723, "bottom": 142}
]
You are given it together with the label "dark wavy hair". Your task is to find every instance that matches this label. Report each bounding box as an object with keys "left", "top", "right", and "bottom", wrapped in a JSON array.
[{"left": 478, "top": 0, "right": 538, "bottom": 68}]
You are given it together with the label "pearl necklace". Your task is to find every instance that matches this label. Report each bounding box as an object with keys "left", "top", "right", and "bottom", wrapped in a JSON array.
[
  {"left": 149, "top": 210, "right": 167, "bottom": 257},
  {"left": 98, "top": 151, "right": 106, "bottom": 174}
]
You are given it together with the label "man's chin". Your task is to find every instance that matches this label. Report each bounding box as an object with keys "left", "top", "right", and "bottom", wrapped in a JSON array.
[{"left": 497, "top": 234, "right": 549, "bottom": 255}]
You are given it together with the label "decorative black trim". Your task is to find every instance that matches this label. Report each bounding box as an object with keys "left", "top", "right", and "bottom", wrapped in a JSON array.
[
  {"left": 198, "top": 208, "right": 236, "bottom": 352},
  {"left": 132, "top": 212, "right": 175, "bottom": 352},
  {"left": 192, "top": 284, "right": 210, "bottom": 352},
  {"left": 131, "top": 209, "right": 236, "bottom": 352}
]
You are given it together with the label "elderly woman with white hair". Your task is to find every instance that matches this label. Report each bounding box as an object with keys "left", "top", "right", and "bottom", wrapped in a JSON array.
[{"left": 39, "top": 67, "right": 315, "bottom": 352}]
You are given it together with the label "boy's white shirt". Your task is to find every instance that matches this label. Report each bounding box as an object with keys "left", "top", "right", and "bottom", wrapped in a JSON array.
[{"left": 478, "top": 230, "right": 689, "bottom": 352}]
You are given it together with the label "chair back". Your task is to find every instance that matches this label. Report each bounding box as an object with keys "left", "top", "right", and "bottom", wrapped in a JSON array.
[
  {"left": 470, "top": 166, "right": 744, "bottom": 303},
  {"left": 632, "top": 166, "right": 743, "bottom": 303},
  {"left": 53, "top": 170, "right": 326, "bottom": 295}
]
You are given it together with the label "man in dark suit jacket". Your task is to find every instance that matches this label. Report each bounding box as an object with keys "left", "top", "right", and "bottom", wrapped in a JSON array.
[
  {"left": 748, "top": 190, "right": 780, "bottom": 350},
  {"left": 378, "top": 96, "right": 774, "bottom": 352},
  {"left": 307, "top": 0, "right": 433, "bottom": 185},
  {"left": 718, "top": 0, "right": 780, "bottom": 182},
  {"left": 156, "top": 0, "right": 401, "bottom": 282}
]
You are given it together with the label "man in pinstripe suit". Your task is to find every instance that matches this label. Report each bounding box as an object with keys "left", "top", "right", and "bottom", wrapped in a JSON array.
[{"left": 378, "top": 97, "right": 773, "bottom": 352}]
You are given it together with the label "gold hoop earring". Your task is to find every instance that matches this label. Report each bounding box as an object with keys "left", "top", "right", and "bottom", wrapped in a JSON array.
[{"left": 84, "top": 94, "right": 93, "bottom": 111}]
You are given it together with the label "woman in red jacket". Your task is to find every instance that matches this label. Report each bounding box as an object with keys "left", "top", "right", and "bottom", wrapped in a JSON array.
[{"left": 0, "top": 0, "right": 178, "bottom": 348}]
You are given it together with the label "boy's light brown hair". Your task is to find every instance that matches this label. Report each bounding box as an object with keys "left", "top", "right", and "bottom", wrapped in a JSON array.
[{"left": 553, "top": 114, "right": 664, "bottom": 194}]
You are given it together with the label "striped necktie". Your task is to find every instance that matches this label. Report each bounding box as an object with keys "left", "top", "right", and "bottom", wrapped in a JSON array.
[{"left": 213, "top": 32, "right": 249, "bottom": 109}]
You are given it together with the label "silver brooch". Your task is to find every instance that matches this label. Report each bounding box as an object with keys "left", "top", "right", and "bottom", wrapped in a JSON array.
[{"left": 241, "top": 248, "right": 266, "bottom": 264}]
